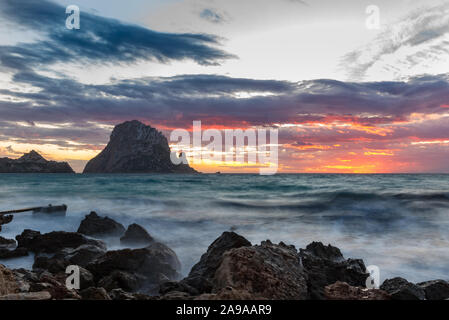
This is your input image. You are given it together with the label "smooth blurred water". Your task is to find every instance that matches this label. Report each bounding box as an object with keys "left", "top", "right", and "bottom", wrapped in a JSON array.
[{"left": 0, "top": 173, "right": 448, "bottom": 282}]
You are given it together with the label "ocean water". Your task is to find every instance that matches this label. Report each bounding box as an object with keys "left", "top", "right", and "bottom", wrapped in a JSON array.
[{"left": 0, "top": 173, "right": 448, "bottom": 283}]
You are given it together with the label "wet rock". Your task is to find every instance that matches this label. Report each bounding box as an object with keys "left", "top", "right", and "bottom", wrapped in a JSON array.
[
  {"left": 109, "top": 288, "right": 137, "bottom": 300},
  {"left": 417, "top": 280, "right": 449, "bottom": 300},
  {"left": 62, "top": 244, "right": 107, "bottom": 267},
  {"left": 98, "top": 270, "right": 140, "bottom": 292},
  {"left": 212, "top": 240, "right": 308, "bottom": 300},
  {"left": 0, "top": 215, "right": 13, "bottom": 232},
  {"left": 0, "top": 247, "right": 28, "bottom": 259},
  {"left": 79, "top": 287, "right": 111, "bottom": 300},
  {"left": 16, "top": 230, "right": 106, "bottom": 254},
  {"left": 77, "top": 212, "right": 125, "bottom": 237},
  {"left": 87, "top": 241, "right": 181, "bottom": 294},
  {"left": 79, "top": 267, "right": 95, "bottom": 290},
  {"left": 299, "top": 242, "right": 368, "bottom": 300},
  {"left": 324, "top": 281, "right": 391, "bottom": 300},
  {"left": 33, "top": 253, "right": 69, "bottom": 273},
  {"left": 36, "top": 273, "right": 81, "bottom": 300},
  {"left": 380, "top": 277, "right": 426, "bottom": 300},
  {"left": 195, "top": 287, "right": 262, "bottom": 300},
  {"left": 184, "top": 232, "right": 251, "bottom": 293},
  {"left": 0, "top": 291, "right": 52, "bottom": 300},
  {"left": 120, "top": 223, "right": 154, "bottom": 245},
  {"left": 159, "top": 280, "right": 199, "bottom": 296},
  {"left": 0, "top": 236, "right": 16, "bottom": 249},
  {"left": 161, "top": 291, "right": 193, "bottom": 300}
]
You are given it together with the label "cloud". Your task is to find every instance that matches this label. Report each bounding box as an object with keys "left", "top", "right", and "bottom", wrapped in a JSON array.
[
  {"left": 0, "top": 0, "right": 235, "bottom": 72},
  {"left": 199, "top": 8, "right": 228, "bottom": 24},
  {"left": 341, "top": 2, "right": 449, "bottom": 80}
]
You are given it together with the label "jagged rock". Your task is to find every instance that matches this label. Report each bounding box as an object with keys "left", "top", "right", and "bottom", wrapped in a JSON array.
[
  {"left": 0, "top": 236, "right": 16, "bottom": 249},
  {"left": 83, "top": 120, "right": 197, "bottom": 174},
  {"left": 0, "top": 264, "right": 19, "bottom": 296},
  {"left": 212, "top": 240, "right": 308, "bottom": 300},
  {"left": 299, "top": 242, "right": 368, "bottom": 300},
  {"left": 380, "top": 277, "right": 426, "bottom": 300},
  {"left": 98, "top": 271, "right": 140, "bottom": 292},
  {"left": 35, "top": 273, "right": 81, "bottom": 300},
  {"left": 324, "top": 281, "right": 391, "bottom": 300},
  {"left": 33, "top": 253, "right": 69, "bottom": 273},
  {"left": 16, "top": 230, "right": 106, "bottom": 254},
  {"left": 77, "top": 212, "right": 125, "bottom": 237},
  {"left": 184, "top": 232, "right": 251, "bottom": 293},
  {"left": 0, "top": 150, "right": 74, "bottom": 173},
  {"left": 161, "top": 291, "right": 194, "bottom": 300},
  {"left": 0, "top": 215, "right": 13, "bottom": 232},
  {"left": 79, "top": 287, "right": 111, "bottom": 300},
  {"left": 62, "top": 244, "right": 107, "bottom": 267},
  {"left": 195, "top": 287, "right": 262, "bottom": 300},
  {"left": 120, "top": 223, "right": 154, "bottom": 245},
  {"left": 87, "top": 242, "right": 181, "bottom": 294},
  {"left": 418, "top": 280, "right": 449, "bottom": 300},
  {"left": 109, "top": 288, "right": 137, "bottom": 300},
  {"left": 0, "top": 247, "right": 28, "bottom": 259},
  {"left": 0, "top": 291, "right": 52, "bottom": 300},
  {"left": 159, "top": 280, "right": 199, "bottom": 296}
]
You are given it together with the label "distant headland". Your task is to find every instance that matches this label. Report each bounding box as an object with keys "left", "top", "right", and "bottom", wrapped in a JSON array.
[{"left": 0, "top": 151, "right": 74, "bottom": 174}]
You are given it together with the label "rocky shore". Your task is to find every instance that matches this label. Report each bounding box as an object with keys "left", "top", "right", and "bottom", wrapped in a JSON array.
[{"left": 1, "top": 212, "right": 448, "bottom": 300}]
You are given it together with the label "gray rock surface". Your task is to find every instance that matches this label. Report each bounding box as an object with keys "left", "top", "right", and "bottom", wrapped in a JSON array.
[
  {"left": 0, "top": 150, "right": 74, "bottom": 173},
  {"left": 83, "top": 120, "right": 197, "bottom": 173}
]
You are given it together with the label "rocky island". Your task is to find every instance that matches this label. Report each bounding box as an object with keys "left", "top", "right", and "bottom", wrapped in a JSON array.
[
  {"left": 83, "top": 120, "right": 197, "bottom": 174},
  {"left": 0, "top": 151, "right": 74, "bottom": 174}
]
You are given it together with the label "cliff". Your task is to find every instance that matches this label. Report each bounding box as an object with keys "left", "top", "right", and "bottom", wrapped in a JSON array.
[
  {"left": 0, "top": 151, "right": 74, "bottom": 173},
  {"left": 83, "top": 120, "right": 197, "bottom": 174}
]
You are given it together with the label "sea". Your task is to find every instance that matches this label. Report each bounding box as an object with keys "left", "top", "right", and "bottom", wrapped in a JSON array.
[{"left": 0, "top": 173, "right": 448, "bottom": 283}]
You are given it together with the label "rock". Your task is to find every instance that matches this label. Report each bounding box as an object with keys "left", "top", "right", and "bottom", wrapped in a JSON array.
[
  {"left": 79, "top": 267, "right": 95, "bottom": 290},
  {"left": 161, "top": 291, "right": 194, "bottom": 300},
  {"left": 418, "top": 280, "right": 449, "bottom": 300},
  {"left": 159, "top": 280, "right": 199, "bottom": 296},
  {"left": 299, "top": 242, "right": 368, "bottom": 300},
  {"left": 380, "top": 277, "right": 426, "bottom": 300},
  {"left": 79, "top": 287, "right": 111, "bottom": 300},
  {"left": 184, "top": 232, "right": 251, "bottom": 293},
  {"left": 195, "top": 287, "right": 262, "bottom": 300},
  {"left": 0, "top": 236, "right": 15, "bottom": 248},
  {"left": 33, "top": 253, "right": 69, "bottom": 273},
  {"left": 0, "top": 291, "right": 52, "bottom": 300},
  {"left": 62, "top": 244, "right": 107, "bottom": 267},
  {"left": 0, "top": 150, "right": 74, "bottom": 173},
  {"left": 212, "top": 240, "right": 308, "bottom": 300},
  {"left": 0, "top": 215, "right": 13, "bottom": 232},
  {"left": 77, "top": 211, "right": 125, "bottom": 237},
  {"left": 0, "top": 264, "right": 19, "bottom": 296},
  {"left": 97, "top": 271, "right": 140, "bottom": 292},
  {"left": 83, "top": 120, "right": 197, "bottom": 173},
  {"left": 16, "top": 230, "right": 106, "bottom": 253},
  {"left": 324, "top": 281, "right": 391, "bottom": 300},
  {"left": 109, "top": 288, "right": 137, "bottom": 300},
  {"left": 0, "top": 247, "right": 28, "bottom": 259},
  {"left": 87, "top": 242, "right": 181, "bottom": 294},
  {"left": 120, "top": 223, "right": 154, "bottom": 245},
  {"left": 36, "top": 273, "right": 81, "bottom": 300}
]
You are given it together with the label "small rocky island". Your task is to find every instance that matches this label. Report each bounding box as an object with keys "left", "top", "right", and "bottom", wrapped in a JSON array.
[
  {"left": 1, "top": 212, "right": 448, "bottom": 300},
  {"left": 83, "top": 120, "right": 197, "bottom": 174},
  {"left": 0, "top": 151, "right": 74, "bottom": 174}
]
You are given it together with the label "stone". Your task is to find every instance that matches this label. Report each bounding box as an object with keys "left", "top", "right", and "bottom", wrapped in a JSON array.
[
  {"left": 0, "top": 236, "right": 15, "bottom": 248},
  {"left": 97, "top": 270, "right": 140, "bottom": 292},
  {"left": 212, "top": 240, "right": 308, "bottom": 300},
  {"left": 0, "top": 247, "right": 28, "bottom": 259},
  {"left": 63, "top": 244, "right": 107, "bottom": 267},
  {"left": 184, "top": 232, "right": 251, "bottom": 293},
  {"left": 417, "top": 280, "right": 449, "bottom": 300},
  {"left": 0, "top": 291, "right": 52, "bottom": 300},
  {"left": 0, "top": 150, "right": 74, "bottom": 173},
  {"left": 380, "top": 277, "right": 426, "bottom": 300},
  {"left": 299, "top": 242, "right": 368, "bottom": 299},
  {"left": 324, "top": 281, "right": 391, "bottom": 300},
  {"left": 83, "top": 120, "right": 197, "bottom": 173},
  {"left": 16, "top": 230, "right": 106, "bottom": 253},
  {"left": 79, "top": 287, "right": 111, "bottom": 300},
  {"left": 0, "top": 264, "right": 19, "bottom": 296},
  {"left": 109, "top": 288, "right": 137, "bottom": 300},
  {"left": 77, "top": 211, "right": 125, "bottom": 237},
  {"left": 120, "top": 223, "right": 154, "bottom": 245}
]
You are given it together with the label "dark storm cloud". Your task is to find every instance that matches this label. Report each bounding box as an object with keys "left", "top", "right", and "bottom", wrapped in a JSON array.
[{"left": 0, "top": 0, "right": 234, "bottom": 71}]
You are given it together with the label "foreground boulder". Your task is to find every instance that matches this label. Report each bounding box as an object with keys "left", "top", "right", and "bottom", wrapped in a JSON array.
[
  {"left": 87, "top": 242, "right": 181, "bottom": 294},
  {"left": 77, "top": 212, "right": 125, "bottom": 237},
  {"left": 324, "top": 281, "right": 391, "bottom": 300},
  {"left": 380, "top": 277, "right": 426, "bottom": 300},
  {"left": 299, "top": 242, "right": 368, "bottom": 299},
  {"left": 0, "top": 264, "right": 19, "bottom": 296},
  {"left": 212, "top": 240, "right": 308, "bottom": 300},
  {"left": 0, "top": 247, "right": 28, "bottom": 259},
  {"left": 418, "top": 280, "right": 449, "bottom": 300},
  {"left": 0, "top": 215, "right": 13, "bottom": 232},
  {"left": 120, "top": 224, "right": 154, "bottom": 245},
  {"left": 183, "top": 232, "right": 251, "bottom": 293},
  {"left": 16, "top": 230, "right": 106, "bottom": 254},
  {"left": 0, "top": 236, "right": 16, "bottom": 249}
]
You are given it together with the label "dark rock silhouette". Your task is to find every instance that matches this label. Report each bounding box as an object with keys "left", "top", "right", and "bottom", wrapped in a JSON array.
[
  {"left": 77, "top": 212, "right": 125, "bottom": 237},
  {"left": 120, "top": 224, "right": 154, "bottom": 245},
  {"left": 380, "top": 277, "right": 426, "bottom": 300},
  {"left": 83, "top": 120, "right": 197, "bottom": 173},
  {"left": 0, "top": 151, "right": 74, "bottom": 173}
]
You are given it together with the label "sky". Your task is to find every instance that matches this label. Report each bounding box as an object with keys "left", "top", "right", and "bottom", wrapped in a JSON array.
[{"left": 0, "top": 0, "right": 448, "bottom": 173}]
